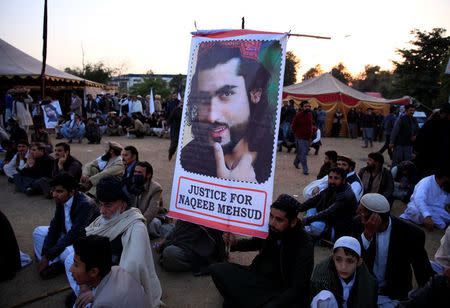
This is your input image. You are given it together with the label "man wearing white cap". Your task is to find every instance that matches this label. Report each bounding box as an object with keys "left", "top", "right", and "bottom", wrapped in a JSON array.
[
  {"left": 131, "top": 95, "right": 143, "bottom": 115},
  {"left": 311, "top": 236, "right": 378, "bottom": 308},
  {"left": 355, "top": 193, "right": 433, "bottom": 307}
]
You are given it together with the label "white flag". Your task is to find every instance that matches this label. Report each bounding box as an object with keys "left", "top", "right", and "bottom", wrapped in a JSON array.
[{"left": 149, "top": 88, "right": 155, "bottom": 115}]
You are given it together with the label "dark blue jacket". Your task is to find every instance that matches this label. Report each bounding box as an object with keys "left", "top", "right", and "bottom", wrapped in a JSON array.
[{"left": 42, "top": 191, "right": 98, "bottom": 260}]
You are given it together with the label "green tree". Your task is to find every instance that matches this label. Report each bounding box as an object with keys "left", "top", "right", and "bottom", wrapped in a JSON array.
[
  {"left": 392, "top": 28, "right": 450, "bottom": 109},
  {"left": 64, "top": 61, "right": 119, "bottom": 84},
  {"left": 329, "top": 62, "right": 352, "bottom": 85},
  {"left": 353, "top": 65, "right": 395, "bottom": 95},
  {"left": 283, "top": 51, "right": 300, "bottom": 86},
  {"left": 129, "top": 75, "right": 171, "bottom": 99},
  {"left": 302, "top": 64, "right": 323, "bottom": 81},
  {"left": 169, "top": 74, "right": 187, "bottom": 95}
]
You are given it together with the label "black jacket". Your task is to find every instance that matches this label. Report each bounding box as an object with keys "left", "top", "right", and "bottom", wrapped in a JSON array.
[
  {"left": 52, "top": 155, "right": 82, "bottom": 182},
  {"left": 353, "top": 216, "right": 433, "bottom": 300},
  {"left": 19, "top": 153, "right": 54, "bottom": 179},
  {"left": 358, "top": 166, "right": 394, "bottom": 200},
  {"left": 232, "top": 224, "right": 314, "bottom": 307},
  {"left": 42, "top": 191, "right": 98, "bottom": 260},
  {"left": 390, "top": 115, "right": 419, "bottom": 147},
  {"left": 299, "top": 183, "right": 357, "bottom": 239},
  {"left": 398, "top": 275, "right": 450, "bottom": 308}
]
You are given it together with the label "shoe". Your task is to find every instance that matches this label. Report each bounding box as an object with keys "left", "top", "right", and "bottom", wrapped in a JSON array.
[
  {"left": 293, "top": 162, "right": 299, "bottom": 169},
  {"left": 39, "top": 262, "right": 65, "bottom": 280},
  {"left": 168, "top": 153, "right": 173, "bottom": 161},
  {"left": 287, "top": 147, "right": 292, "bottom": 153},
  {"left": 362, "top": 146, "right": 368, "bottom": 148},
  {"left": 25, "top": 187, "right": 35, "bottom": 196},
  {"left": 303, "top": 172, "right": 309, "bottom": 175}
]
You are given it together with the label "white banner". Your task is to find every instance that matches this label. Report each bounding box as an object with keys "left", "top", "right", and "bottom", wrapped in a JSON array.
[
  {"left": 168, "top": 30, "right": 288, "bottom": 238},
  {"left": 41, "top": 101, "right": 62, "bottom": 129}
]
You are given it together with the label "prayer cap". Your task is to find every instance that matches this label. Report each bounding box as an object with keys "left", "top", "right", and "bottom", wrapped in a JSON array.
[
  {"left": 97, "top": 177, "right": 130, "bottom": 204},
  {"left": 360, "top": 193, "right": 390, "bottom": 213},
  {"left": 334, "top": 236, "right": 361, "bottom": 257}
]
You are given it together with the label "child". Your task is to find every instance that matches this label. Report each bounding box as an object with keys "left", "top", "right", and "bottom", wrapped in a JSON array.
[{"left": 310, "top": 236, "right": 377, "bottom": 308}]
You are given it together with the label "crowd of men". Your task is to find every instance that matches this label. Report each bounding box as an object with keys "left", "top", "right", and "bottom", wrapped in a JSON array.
[{"left": 0, "top": 91, "right": 449, "bottom": 307}]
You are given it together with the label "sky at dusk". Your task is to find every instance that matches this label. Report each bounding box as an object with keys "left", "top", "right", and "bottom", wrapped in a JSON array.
[{"left": 1, "top": 0, "right": 449, "bottom": 79}]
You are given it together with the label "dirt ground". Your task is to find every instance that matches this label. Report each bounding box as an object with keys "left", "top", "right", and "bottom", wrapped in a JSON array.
[{"left": 0, "top": 135, "right": 444, "bottom": 308}]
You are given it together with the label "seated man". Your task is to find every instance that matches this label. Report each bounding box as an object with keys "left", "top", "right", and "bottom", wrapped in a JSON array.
[
  {"left": 85, "top": 118, "right": 102, "bottom": 144},
  {"left": 14, "top": 142, "right": 53, "bottom": 195},
  {"left": 309, "top": 123, "right": 322, "bottom": 155},
  {"left": 0, "top": 140, "right": 16, "bottom": 173},
  {"left": 209, "top": 194, "right": 314, "bottom": 307},
  {"left": 126, "top": 114, "right": 145, "bottom": 138},
  {"left": 400, "top": 166, "right": 450, "bottom": 230},
  {"left": 61, "top": 114, "right": 85, "bottom": 144},
  {"left": 358, "top": 152, "right": 394, "bottom": 202},
  {"left": 30, "top": 125, "right": 52, "bottom": 154},
  {"left": 94, "top": 111, "right": 107, "bottom": 135},
  {"left": 69, "top": 235, "right": 150, "bottom": 308},
  {"left": 354, "top": 193, "right": 434, "bottom": 306},
  {"left": 39, "top": 142, "right": 82, "bottom": 197},
  {"left": 317, "top": 150, "right": 337, "bottom": 179},
  {"left": 299, "top": 167, "right": 357, "bottom": 240},
  {"left": 155, "top": 220, "right": 225, "bottom": 273},
  {"left": 79, "top": 141, "right": 124, "bottom": 197},
  {"left": 431, "top": 226, "right": 450, "bottom": 275},
  {"left": 310, "top": 236, "right": 378, "bottom": 308},
  {"left": 105, "top": 112, "right": 123, "bottom": 136},
  {"left": 129, "top": 161, "right": 171, "bottom": 238},
  {"left": 3, "top": 139, "right": 28, "bottom": 181},
  {"left": 121, "top": 145, "right": 138, "bottom": 181},
  {"left": 64, "top": 177, "right": 162, "bottom": 308},
  {"left": 7, "top": 118, "right": 28, "bottom": 144},
  {"left": 33, "top": 174, "right": 97, "bottom": 279}
]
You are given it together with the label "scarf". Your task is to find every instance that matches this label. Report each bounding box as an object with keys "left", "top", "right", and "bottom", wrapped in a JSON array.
[{"left": 361, "top": 168, "right": 382, "bottom": 193}]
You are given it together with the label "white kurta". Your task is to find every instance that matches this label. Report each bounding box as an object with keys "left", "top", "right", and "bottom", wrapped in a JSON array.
[{"left": 400, "top": 175, "right": 450, "bottom": 229}]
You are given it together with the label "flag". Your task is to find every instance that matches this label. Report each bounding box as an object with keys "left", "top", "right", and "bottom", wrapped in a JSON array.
[
  {"left": 177, "top": 92, "right": 182, "bottom": 101},
  {"left": 149, "top": 88, "right": 155, "bottom": 115}
]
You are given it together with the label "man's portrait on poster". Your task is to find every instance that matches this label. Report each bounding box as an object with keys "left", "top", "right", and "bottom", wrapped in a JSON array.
[{"left": 180, "top": 40, "right": 280, "bottom": 184}]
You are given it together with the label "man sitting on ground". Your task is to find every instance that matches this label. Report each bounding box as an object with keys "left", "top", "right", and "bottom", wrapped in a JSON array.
[
  {"left": 209, "top": 194, "right": 314, "bottom": 307},
  {"left": 79, "top": 141, "right": 124, "bottom": 197},
  {"left": 126, "top": 114, "right": 145, "bottom": 138},
  {"left": 33, "top": 174, "right": 97, "bottom": 279},
  {"left": 358, "top": 152, "right": 394, "bottom": 202},
  {"left": 85, "top": 118, "right": 102, "bottom": 144},
  {"left": 354, "top": 193, "right": 433, "bottom": 306},
  {"left": 121, "top": 145, "right": 138, "bottom": 182},
  {"left": 69, "top": 235, "right": 150, "bottom": 308},
  {"left": 310, "top": 236, "right": 378, "bottom": 308},
  {"left": 105, "top": 112, "right": 123, "bottom": 136},
  {"left": 3, "top": 139, "right": 28, "bottom": 181},
  {"left": 299, "top": 167, "right": 357, "bottom": 240},
  {"left": 14, "top": 142, "right": 53, "bottom": 195},
  {"left": 64, "top": 177, "right": 162, "bottom": 308},
  {"left": 400, "top": 166, "right": 450, "bottom": 231},
  {"left": 317, "top": 150, "right": 338, "bottom": 179}
]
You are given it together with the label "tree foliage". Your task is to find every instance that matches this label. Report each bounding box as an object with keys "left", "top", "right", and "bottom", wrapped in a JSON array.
[
  {"left": 64, "top": 62, "right": 120, "bottom": 84},
  {"left": 329, "top": 62, "right": 353, "bottom": 85},
  {"left": 169, "top": 74, "right": 187, "bottom": 95},
  {"left": 352, "top": 65, "right": 395, "bottom": 97},
  {"left": 284, "top": 51, "right": 300, "bottom": 86},
  {"left": 302, "top": 64, "right": 323, "bottom": 81},
  {"left": 128, "top": 75, "right": 171, "bottom": 99},
  {"left": 392, "top": 28, "right": 450, "bottom": 108}
]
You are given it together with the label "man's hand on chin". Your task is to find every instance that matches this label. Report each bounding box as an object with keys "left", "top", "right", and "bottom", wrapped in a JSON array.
[{"left": 214, "top": 142, "right": 256, "bottom": 182}]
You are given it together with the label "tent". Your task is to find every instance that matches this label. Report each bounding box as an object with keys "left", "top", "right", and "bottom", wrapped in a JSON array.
[
  {"left": 0, "top": 38, "right": 115, "bottom": 94},
  {"left": 283, "top": 73, "right": 410, "bottom": 136}
]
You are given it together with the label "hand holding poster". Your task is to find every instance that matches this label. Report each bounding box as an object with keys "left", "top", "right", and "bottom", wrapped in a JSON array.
[{"left": 169, "top": 30, "right": 288, "bottom": 238}]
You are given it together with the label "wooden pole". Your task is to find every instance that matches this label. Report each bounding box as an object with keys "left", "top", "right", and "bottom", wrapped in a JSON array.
[
  {"left": 241, "top": 17, "right": 245, "bottom": 29},
  {"left": 289, "top": 33, "right": 331, "bottom": 40},
  {"left": 9, "top": 285, "right": 71, "bottom": 308},
  {"left": 40, "top": 0, "right": 48, "bottom": 100}
]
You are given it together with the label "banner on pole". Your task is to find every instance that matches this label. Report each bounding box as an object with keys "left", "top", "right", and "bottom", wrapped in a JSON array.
[
  {"left": 168, "top": 30, "right": 288, "bottom": 238},
  {"left": 41, "top": 100, "right": 62, "bottom": 129}
]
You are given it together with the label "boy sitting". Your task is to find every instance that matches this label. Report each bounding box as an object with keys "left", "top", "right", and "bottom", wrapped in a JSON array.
[{"left": 310, "top": 236, "right": 378, "bottom": 308}]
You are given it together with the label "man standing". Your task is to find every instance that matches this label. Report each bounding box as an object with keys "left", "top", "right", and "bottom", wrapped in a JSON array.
[
  {"left": 80, "top": 141, "right": 124, "bottom": 197},
  {"left": 400, "top": 167, "right": 450, "bottom": 230},
  {"left": 358, "top": 152, "right": 394, "bottom": 202},
  {"left": 291, "top": 101, "right": 313, "bottom": 175},
  {"left": 390, "top": 104, "right": 419, "bottom": 166},
  {"left": 33, "top": 174, "right": 97, "bottom": 279},
  {"left": 85, "top": 94, "right": 98, "bottom": 119},
  {"left": 378, "top": 106, "right": 397, "bottom": 159},
  {"left": 347, "top": 107, "right": 357, "bottom": 138},
  {"left": 70, "top": 92, "right": 82, "bottom": 117},
  {"left": 180, "top": 43, "right": 274, "bottom": 183},
  {"left": 361, "top": 108, "right": 376, "bottom": 148},
  {"left": 69, "top": 235, "right": 150, "bottom": 308},
  {"left": 64, "top": 177, "right": 162, "bottom": 308},
  {"left": 284, "top": 99, "right": 297, "bottom": 139},
  {"left": 299, "top": 167, "right": 357, "bottom": 239},
  {"left": 354, "top": 193, "right": 433, "bottom": 305},
  {"left": 317, "top": 105, "right": 327, "bottom": 137},
  {"left": 167, "top": 99, "right": 183, "bottom": 161},
  {"left": 209, "top": 194, "right": 314, "bottom": 307}
]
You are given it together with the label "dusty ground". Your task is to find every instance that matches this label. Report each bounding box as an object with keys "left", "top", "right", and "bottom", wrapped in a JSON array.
[{"left": 0, "top": 135, "right": 444, "bottom": 308}]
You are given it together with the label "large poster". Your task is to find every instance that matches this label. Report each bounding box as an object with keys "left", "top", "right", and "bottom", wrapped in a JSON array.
[
  {"left": 41, "top": 101, "right": 62, "bottom": 129},
  {"left": 169, "top": 30, "right": 288, "bottom": 238}
]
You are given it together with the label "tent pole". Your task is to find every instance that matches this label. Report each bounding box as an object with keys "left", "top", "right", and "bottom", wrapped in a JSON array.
[{"left": 40, "top": 0, "right": 48, "bottom": 100}]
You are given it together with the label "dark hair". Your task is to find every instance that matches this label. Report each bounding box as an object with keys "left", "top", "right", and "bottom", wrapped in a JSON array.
[
  {"left": 333, "top": 246, "right": 360, "bottom": 260},
  {"left": 50, "top": 173, "right": 77, "bottom": 191},
  {"left": 390, "top": 106, "right": 397, "bottom": 113},
  {"left": 328, "top": 167, "right": 347, "bottom": 180},
  {"left": 325, "top": 150, "right": 338, "bottom": 163},
  {"left": 17, "top": 139, "right": 29, "bottom": 146},
  {"left": 271, "top": 194, "right": 300, "bottom": 222},
  {"left": 300, "top": 100, "right": 309, "bottom": 108},
  {"left": 124, "top": 146, "right": 139, "bottom": 161},
  {"left": 30, "top": 142, "right": 46, "bottom": 152},
  {"left": 1, "top": 140, "right": 12, "bottom": 148},
  {"left": 405, "top": 104, "right": 415, "bottom": 110},
  {"left": 435, "top": 164, "right": 450, "bottom": 179},
  {"left": 55, "top": 142, "right": 70, "bottom": 152},
  {"left": 135, "top": 161, "right": 153, "bottom": 177},
  {"left": 73, "top": 235, "right": 112, "bottom": 278},
  {"left": 368, "top": 152, "right": 384, "bottom": 165},
  {"left": 289, "top": 99, "right": 294, "bottom": 105}
]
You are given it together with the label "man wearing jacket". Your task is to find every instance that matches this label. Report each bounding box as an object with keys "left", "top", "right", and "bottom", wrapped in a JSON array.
[
  {"left": 209, "top": 194, "right": 314, "bottom": 308},
  {"left": 390, "top": 104, "right": 419, "bottom": 166},
  {"left": 33, "top": 174, "right": 97, "bottom": 279},
  {"left": 291, "top": 101, "right": 313, "bottom": 175}
]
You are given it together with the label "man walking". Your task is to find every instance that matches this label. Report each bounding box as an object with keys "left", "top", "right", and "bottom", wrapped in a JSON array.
[{"left": 291, "top": 101, "right": 313, "bottom": 175}]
